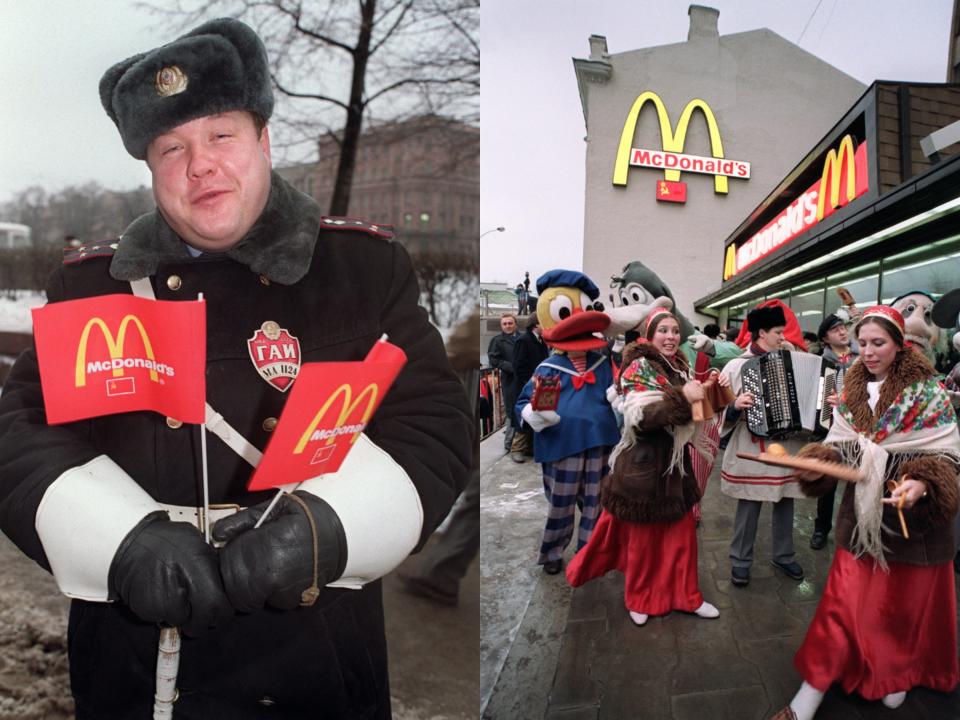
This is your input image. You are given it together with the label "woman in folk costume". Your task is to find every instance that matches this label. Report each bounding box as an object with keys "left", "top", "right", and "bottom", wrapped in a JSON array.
[
  {"left": 772, "top": 306, "right": 960, "bottom": 720},
  {"left": 566, "top": 308, "right": 723, "bottom": 626}
]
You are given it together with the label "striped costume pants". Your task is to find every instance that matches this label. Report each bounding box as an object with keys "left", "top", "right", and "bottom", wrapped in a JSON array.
[{"left": 538, "top": 446, "right": 610, "bottom": 564}]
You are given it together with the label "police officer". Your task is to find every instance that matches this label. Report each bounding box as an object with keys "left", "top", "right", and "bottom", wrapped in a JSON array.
[{"left": 0, "top": 18, "right": 471, "bottom": 719}]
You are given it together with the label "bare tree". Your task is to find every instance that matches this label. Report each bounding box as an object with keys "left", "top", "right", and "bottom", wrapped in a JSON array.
[
  {"left": 411, "top": 246, "right": 478, "bottom": 328},
  {"left": 141, "top": 0, "right": 479, "bottom": 215}
]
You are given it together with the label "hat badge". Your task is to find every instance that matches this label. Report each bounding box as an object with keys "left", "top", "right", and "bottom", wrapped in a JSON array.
[{"left": 155, "top": 66, "right": 188, "bottom": 97}]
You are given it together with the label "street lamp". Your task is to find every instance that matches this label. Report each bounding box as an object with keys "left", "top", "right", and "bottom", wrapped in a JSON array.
[{"left": 480, "top": 226, "right": 505, "bottom": 239}]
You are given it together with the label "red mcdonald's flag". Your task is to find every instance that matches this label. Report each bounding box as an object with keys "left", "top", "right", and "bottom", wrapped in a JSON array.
[
  {"left": 32, "top": 294, "right": 206, "bottom": 425},
  {"left": 656, "top": 180, "right": 687, "bottom": 203},
  {"left": 247, "top": 338, "right": 407, "bottom": 491}
]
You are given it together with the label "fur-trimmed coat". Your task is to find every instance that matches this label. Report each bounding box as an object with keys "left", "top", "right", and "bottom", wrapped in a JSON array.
[
  {"left": 600, "top": 342, "right": 701, "bottom": 524},
  {"left": 798, "top": 348, "right": 960, "bottom": 565},
  {"left": 0, "top": 173, "right": 472, "bottom": 717}
]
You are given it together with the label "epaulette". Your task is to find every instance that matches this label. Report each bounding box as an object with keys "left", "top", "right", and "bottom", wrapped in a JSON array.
[
  {"left": 319, "top": 216, "right": 395, "bottom": 241},
  {"left": 63, "top": 240, "right": 119, "bottom": 266}
]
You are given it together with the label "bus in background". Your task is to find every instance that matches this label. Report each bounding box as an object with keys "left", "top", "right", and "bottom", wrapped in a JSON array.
[{"left": 0, "top": 223, "right": 31, "bottom": 249}]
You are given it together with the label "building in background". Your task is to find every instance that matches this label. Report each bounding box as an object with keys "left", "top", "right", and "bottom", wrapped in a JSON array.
[
  {"left": 277, "top": 114, "right": 479, "bottom": 257},
  {"left": 574, "top": 5, "right": 865, "bottom": 322}
]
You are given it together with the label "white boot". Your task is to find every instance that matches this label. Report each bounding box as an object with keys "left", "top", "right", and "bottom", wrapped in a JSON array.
[
  {"left": 788, "top": 681, "right": 825, "bottom": 720},
  {"left": 882, "top": 691, "right": 906, "bottom": 709},
  {"left": 628, "top": 610, "right": 648, "bottom": 626},
  {"left": 694, "top": 601, "right": 719, "bottom": 618}
]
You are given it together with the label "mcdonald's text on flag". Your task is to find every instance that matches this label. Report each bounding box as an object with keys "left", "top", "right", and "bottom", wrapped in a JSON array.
[
  {"left": 32, "top": 294, "right": 206, "bottom": 425},
  {"left": 247, "top": 340, "right": 407, "bottom": 491}
]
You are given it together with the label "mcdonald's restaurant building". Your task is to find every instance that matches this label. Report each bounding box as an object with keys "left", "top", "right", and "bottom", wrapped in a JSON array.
[
  {"left": 695, "top": 80, "right": 960, "bottom": 367},
  {"left": 574, "top": 6, "right": 865, "bottom": 320}
]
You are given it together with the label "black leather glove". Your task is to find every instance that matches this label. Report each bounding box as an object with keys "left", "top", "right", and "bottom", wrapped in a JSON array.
[
  {"left": 212, "top": 492, "right": 347, "bottom": 613},
  {"left": 108, "top": 511, "right": 233, "bottom": 637}
]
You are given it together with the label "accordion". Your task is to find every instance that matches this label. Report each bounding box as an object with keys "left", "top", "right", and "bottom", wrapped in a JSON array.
[{"left": 740, "top": 350, "right": 838, "bottom": 439}]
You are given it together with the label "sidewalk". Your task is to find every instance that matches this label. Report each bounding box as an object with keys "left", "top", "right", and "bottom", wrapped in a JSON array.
[{"left": 481, "top": 434, "right": 960, "bottom": 719}]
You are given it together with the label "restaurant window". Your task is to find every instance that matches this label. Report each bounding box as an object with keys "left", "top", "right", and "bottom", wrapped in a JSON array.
[
  {"left": 826, "top": 261, "right": 879, "bottom": 313},
  {"left": 788, "top": 279, "right": 825, "bottom": 335},
  {"left": 881, "top": 235, "right": 960, "bottom": 303}
]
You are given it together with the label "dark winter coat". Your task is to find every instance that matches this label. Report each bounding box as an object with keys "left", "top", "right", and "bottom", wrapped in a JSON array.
[
  {"left": 600, "top": 342, "right": 701, "bottom": 524},
  {"left": 0, "top": 174, "right": 472, "bottom": 718},
  {"left": 798, "top": 349, "right": 960, "bottom": 565},
  {"left": 510, "top": 329, "right": 549, "bottom": 424},
  {"left": 487, "top": 330, "right": 519, "bottom": 414}
]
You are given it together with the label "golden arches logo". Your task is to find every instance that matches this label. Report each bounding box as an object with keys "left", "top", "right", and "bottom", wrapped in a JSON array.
[
  {"left": 723, "top": 245, "right": 737, "bottom": 281},
  {"left": 293, "top": 383, "right": 379, "bottom": 454},
  {"left": 613, "top": 91, "right": 728, "bottom": 192},
  {"left": 816, "top": 134, "right": 857, "bottom": 221},
  {"left": 75, "top": 315, "right": 158, "bottom": 387}
]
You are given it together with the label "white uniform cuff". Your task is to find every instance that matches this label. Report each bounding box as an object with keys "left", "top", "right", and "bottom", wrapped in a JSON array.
[
  {"left": 35, "top": 455, "right": 162, "bottom": 601},
  {"left": 298, "top": 433, "right": 423, "bottom": 589}
]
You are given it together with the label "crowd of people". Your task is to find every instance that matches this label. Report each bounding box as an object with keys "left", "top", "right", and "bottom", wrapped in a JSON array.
[{"left": 488, "top": 270, "right": 960, "bottom": 719}]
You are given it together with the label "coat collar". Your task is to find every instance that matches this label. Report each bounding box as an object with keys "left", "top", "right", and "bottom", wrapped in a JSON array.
[
  {"left": 842, "top": 347, "right": 933, "bottom": 431},
  {"left": 110, "top": 171, "right": 322, "bottom": 285}
]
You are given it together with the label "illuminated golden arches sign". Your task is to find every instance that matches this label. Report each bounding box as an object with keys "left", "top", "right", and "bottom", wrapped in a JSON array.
[
  {"left": 816, "top": 134, "right": 857, "bottom": 221},
  {"left": 75, "top": 315, "right": 159, "bottom": 387},
  {"left": 721, "top": 135, "right": 869, "bottom": 282},
  {"left": 723, "top": 245, "right": 737, "bottom": 282},
  {"left": 612, "top": 91, "right": 750, "bottom": 194},
  {"left": 293, "top": 382, "right": 379, "bottom": 454}
]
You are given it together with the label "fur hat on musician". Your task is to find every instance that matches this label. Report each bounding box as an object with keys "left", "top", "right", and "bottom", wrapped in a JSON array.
[
  {"left": 734, "top": 300, "right": 807, "bottom": 351},
  {"left": 746, "top": 304, "right": 786, "bottom": 333}
]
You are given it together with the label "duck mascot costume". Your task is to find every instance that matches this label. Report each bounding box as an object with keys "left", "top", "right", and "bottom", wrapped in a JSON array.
[{"left": 516, "top": 269, "right": 665, "bottom": 575}]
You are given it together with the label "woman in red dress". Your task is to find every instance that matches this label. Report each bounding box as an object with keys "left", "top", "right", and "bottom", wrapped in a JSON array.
[
  {"left": 566, "top": 308, "right": 721, "bottom": 625},
  {"left": 771, "top": 306, "right": 960, "bottom": 720}
]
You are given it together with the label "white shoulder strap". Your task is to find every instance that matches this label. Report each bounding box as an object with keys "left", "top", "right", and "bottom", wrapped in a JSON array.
[
  {"left": 129, "top": 277, "right": 155, "bottom": 299},
  {"left": 128, "top": 278, "right": 263, "bottom": 468},
  {"left": 205, "top": 403, "right": 263, "bottom": 467}
]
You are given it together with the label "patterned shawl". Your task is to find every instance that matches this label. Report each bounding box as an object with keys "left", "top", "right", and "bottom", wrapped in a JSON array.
[
  {"left": 610, "top": 354, "right": 714, "bottom": 474},
  {"left": 826, "top": 375, "right": 960, "bottom": 569}
]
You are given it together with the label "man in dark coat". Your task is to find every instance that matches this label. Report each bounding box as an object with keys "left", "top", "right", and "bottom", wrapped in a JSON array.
[
  {"left": 509, "top": 314, "right": 549, "bottom": 462},
  {"left": 487, "top": 313, "right": 519, "bottom": 450},
  {"left": 0, "top": 18, "right": 470, "bottom": 719}
]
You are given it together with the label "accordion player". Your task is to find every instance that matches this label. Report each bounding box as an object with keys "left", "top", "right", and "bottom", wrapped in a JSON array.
[{"left": 740, "top": 350, "right": 838, "bottom": 439}]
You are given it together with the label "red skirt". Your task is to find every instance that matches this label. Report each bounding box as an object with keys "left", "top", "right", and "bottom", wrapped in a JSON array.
[
  {"left": 795, "top": 547, "right": 959, "bottom": 699},
  {"left": 566, "top": 509, "right": 703, "bottom": 615}
]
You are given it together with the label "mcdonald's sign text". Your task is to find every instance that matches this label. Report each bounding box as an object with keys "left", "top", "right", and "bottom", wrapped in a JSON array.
[
  {"left": 630, "top": 149, "right": 750, "bottom": 179},
  {"left": 613, "top": 90, "right": 749, "bottom": 197},
  {"left": 722, "top": 136, "right": 868, "bottom": 281}
]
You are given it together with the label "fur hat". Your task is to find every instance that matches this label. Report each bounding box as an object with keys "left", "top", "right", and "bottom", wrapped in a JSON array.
[
  {"left": 746, "top": 304, "right": 786, "bottom": 332},
  {"left": 99, "top": 18, "right": 274, "bottom": 159}
]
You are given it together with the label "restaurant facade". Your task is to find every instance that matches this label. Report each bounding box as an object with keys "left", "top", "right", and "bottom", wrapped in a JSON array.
[{"left": 694, "top": 81, "right": 960, "bottom": 368}]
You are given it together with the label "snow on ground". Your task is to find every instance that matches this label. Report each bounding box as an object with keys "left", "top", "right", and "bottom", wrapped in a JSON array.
[{"left": 0, "top": 292, "right": 44, "bottom": 333}]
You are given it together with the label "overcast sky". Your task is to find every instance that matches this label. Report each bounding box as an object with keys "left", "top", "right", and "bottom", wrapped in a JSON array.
[
  {"left": 480, "top": 0, "right": 954, "bottom": 286},
  {"left": 0, "top": 1, "right": 164, "bottom": 203}
]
